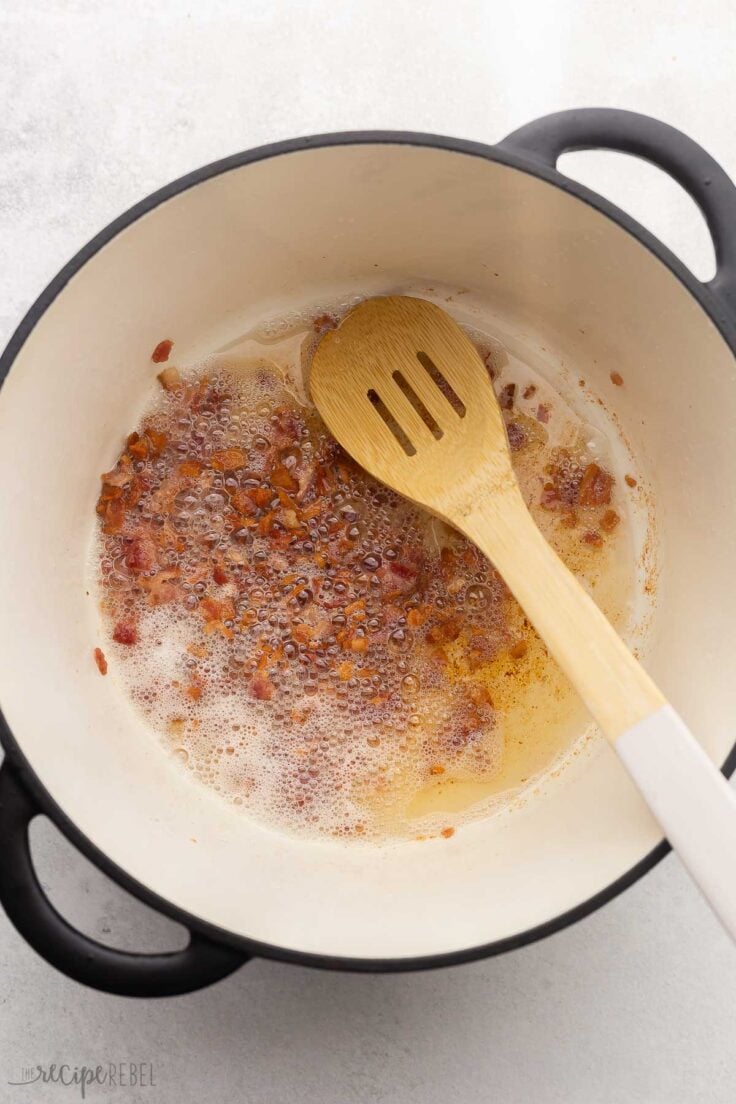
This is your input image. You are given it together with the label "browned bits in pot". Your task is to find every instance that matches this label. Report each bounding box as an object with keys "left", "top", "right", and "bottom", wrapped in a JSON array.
[
  {"left": 536, "top": 403, "right": 550, "bottom": 424},
  {"left": 509, "top": 640, "right": 528, "bottom": 660},
  {"left": 151, "top": 339, "right": 173, "bottom": 363},
  {"left": 93, "top": 647, "right": 108, "bottom": 675},
  {"left": 440, "top": 826, "right": 455, "bottom": 839},
  {"left": 582, "top": 530, "right": 603, "bottom": 548},
  {"left": 625, "top": 474, "right": 638, "bottom": 488},
  {"left": 610, "top": 371, "right": 624, "bottom": 386},
  {"left": 523, "top": 384, "right": 537, "bottom": 399}
]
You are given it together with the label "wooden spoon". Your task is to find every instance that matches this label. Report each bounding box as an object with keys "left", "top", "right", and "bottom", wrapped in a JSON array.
[{"left": 311, "top": 294, "right": 736, "bottom": 939}]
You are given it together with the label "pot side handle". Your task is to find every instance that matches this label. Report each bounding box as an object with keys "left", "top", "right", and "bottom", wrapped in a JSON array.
[
  {"left": 499, "top": 108, "right": 736, "bottom": 328},
  {"left": 0, "top": 760, "right": 249, "bottom": 997}
]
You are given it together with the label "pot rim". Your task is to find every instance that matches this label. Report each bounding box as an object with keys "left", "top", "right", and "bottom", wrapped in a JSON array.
[{"left": 2, "top": 127, "right": 735, "bottom": 973}]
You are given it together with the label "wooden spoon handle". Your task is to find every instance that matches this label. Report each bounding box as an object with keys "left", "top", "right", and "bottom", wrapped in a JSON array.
[{"left": 460, "top": 492, "right": 736, "bottom": 940}]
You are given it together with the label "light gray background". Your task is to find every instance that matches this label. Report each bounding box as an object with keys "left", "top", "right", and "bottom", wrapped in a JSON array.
[{"left": 1, "top": 1, "right": 736, "bottom": 1101}]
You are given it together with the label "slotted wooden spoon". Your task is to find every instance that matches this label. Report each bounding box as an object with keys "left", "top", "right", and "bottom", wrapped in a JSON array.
[{"left": 311, "top": 294, "right": 736, "bottom": 939}]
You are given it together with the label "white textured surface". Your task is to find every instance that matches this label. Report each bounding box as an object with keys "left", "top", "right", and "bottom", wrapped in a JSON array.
[{"left": 2, "top": 1, "right": 736, "bottom": 1100}]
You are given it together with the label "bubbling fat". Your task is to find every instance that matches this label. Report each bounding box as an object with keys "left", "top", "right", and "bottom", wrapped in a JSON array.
[{"left": 95, "top": 304, "right": 635, "bottom": 843}]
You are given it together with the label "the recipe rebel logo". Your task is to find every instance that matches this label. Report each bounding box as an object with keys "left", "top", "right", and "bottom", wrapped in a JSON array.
[{"left": 7, "top": 1062, "right": 156, "bottom": 1098}]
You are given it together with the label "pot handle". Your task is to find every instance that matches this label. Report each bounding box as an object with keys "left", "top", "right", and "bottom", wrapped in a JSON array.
[
  {"left": 499, "top": 108, "right": 736, "bottom": 322},
  {"left": 0, "top": 759, "right": 249, "bottom": 996}
]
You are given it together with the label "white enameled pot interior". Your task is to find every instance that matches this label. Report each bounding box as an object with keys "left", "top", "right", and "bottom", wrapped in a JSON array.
[{"left": 1, "top": 143, "right": 735, "bottom": 960}]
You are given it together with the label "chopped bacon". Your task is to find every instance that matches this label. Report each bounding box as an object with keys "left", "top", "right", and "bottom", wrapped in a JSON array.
[
  {"left": 157, "top": 366, "right": 182, "bottom": 390},
  {"left": 126, "top": 432, "right": 149, "bottom": 460},
  {"left": 578, "top": 463, "right": 613, "bottom": 507},
  {"left": 506, "top": 421, "right": 527, "bottom": 451},
  {"left": 93, "top": 647, "right": 108, "bottom": 675},
  {"left": 312, "top": 313, "right": 338, "bottom": 333},
  {"left": 112, "top": 620, "right": 138, "bottom": 646},
  {"left": 536, "top": 403, "right": 550, "bottom": 424},
  {"left": 499, "top": 383, "right": 516, "bottom": 410},
  {"left": 251, "top": 671, "right": 274, "bottom": 700},
  {"left": 139, "top": 570, "right": 180, "bottom": 605},
  {"left": 151, "top": 339, "right": 173, "bottom": 363},
  {"left": 178, "top": 459, "right": 202, "bottom": 479},
  {"left": 200, "top": 595, "right": 235, "bottom": 622},
  {"left": 211, "top": 448, "right": 246, "bottom": 472},
  {"left": 271, "top": 465, "right": 299, "bottom": 492},
  {"left": 213, "top": 565, "right": 228, "bottom": 585},
  {"left": 600, "top": 508, "right": 620, "bottom": 533},
  {"left": 124, "top": 536, "right": 156, "bottom": 574},
  {"left": 582, "top": 529, "right": 603, "bottom": 547},
  {"left": 426, "top": 616, "right": 462, "bottom": 645}
]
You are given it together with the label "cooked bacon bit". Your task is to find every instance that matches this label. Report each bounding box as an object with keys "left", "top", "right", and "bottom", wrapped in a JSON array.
[
  {"left": 484, "top": 352, "right": 497, "bottom": 380},
  {"left": 610, "top": 371, "right": 624, "bottom": 386},
  {"left": 509, "top": 640, "right": 528, "bottom": 660},
  {"left": 582, "top": 529, "right": 603, "bottom": 547},
  {"left": 151, "top": 339, "right": 173, "bottom": 363},
  {"left": 349, "top": 635, "right": 369, "bottom": 652},
  {"left": 290, "top": 708, "right": 311, "bottom": 724},
  {"left": 312, "top": 313, "right": 337, "bottom": 333},
  {"left": 540, "top": 450, "right": 582, "bottom": 510},
  {"left": 440, "top": 826, "right": 455, "bottom": 839},
  {"left": 213, "top": 565, "right": 228, "bottom": 585},
  {"left": 100, "top": 497, "right": 125, "bottom": 534},
  {"left": 406, "top": 607, "right": 428, "bottom": 627},
  {"left": 112, "top": 620, "right": 138, "bottom": 646},
  {"left": 429, "top": 764, "right": 445, "bottom": 775},
  {"left": 499, "top": 383, "right": 516, "bottom": 410},
  {"left": 139, "top": 569, "right": 180, "bottom": 605},
  {"left": 211, "top": 448, "right": 246, "bottom": 472},
  {"left": 292, "top": 624, "right": 313, "bottom": 644},
  {"left": 146, "top": 428, "right": 168, "bottom": 456},
  {"left": 124, "top": 536, "right": 155, "bottom": 574},
  {"left": 126, "top": 432, "right": 149, "bottom": 460},
  {"left": 157, "top": 366, "right": 182, "bottom": 390},
  {"left": 250, "top": 487, "right": 273, "bottom": 508},
  {"left": 536, "top": 403, "right": 550, "bottom": 424},
  {"left": 426, "top": 616, "right": 462, "bottom": 645},
  {"left": 523, "top": 384, "right": 537, "bottom": 399},
  {"left": 187, "top": 642, "right": 208, "bottom": 658},
  {"left": 178, "top": 459, "right": 202, "bottom": 478},
  {"left": 186, "top": 683, "right": 203, "bottom": 701},
  {"left": 600, "top": 508, "right": 620, "bottom": 533},
  {"left": 506, "top": 421, "right": 527, "bottom": 451},
  {"left": 344, "top": 598, "right": 366, "bottom": 617},
  {"left": 200, "top": 595, "right": 235, "bottom": 622},
  {"left": 250, "top": 672, "right": 274, "bottom": 700},
  {"left": 625, "top": 474, "right": 638, "bottom": 488},
  {"left": 271, "top": 464, "right": 299, "bottom": 492},
  {"left": 560, "top": 510, "right": 578, "bottom": 529},
  {"left": 469, "top": 684, "right": 493, "bottom": 707},
  {"left": 93, "top": 647, "right": 108, "bottom": 675},
  {"left": 337, "top": 661, "right": 354, "bottom": 680},
  {"left": 578, "top": 463, "right": 613, "bottom": 507}
]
